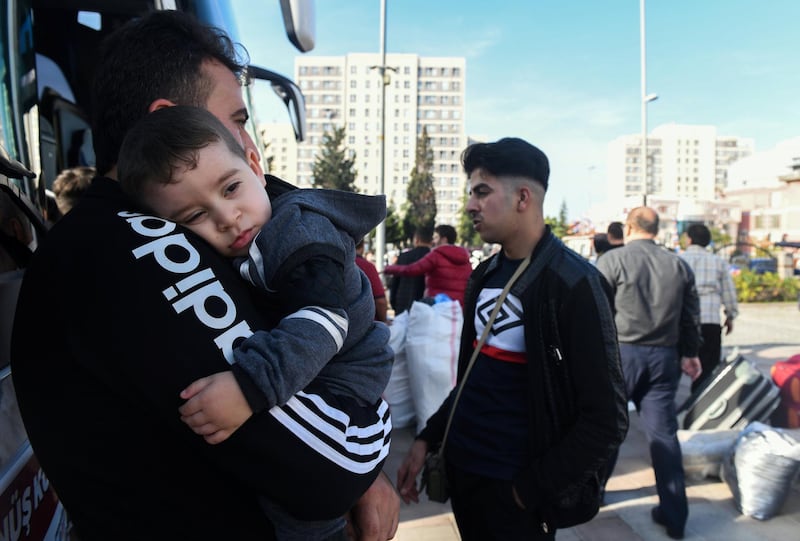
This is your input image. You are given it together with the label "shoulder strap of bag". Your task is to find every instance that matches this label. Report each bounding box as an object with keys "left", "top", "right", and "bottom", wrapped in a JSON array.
[{"left": 437, "top": 252, "right": 531, "bottom": 456}]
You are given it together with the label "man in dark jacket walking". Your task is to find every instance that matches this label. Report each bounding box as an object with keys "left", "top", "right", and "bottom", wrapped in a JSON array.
[
  {"left": 388, "top": 226, "right": 432, "bottom": 315},
  {"left": 396, "top": 137, "right": 628, "bottom": 540}
]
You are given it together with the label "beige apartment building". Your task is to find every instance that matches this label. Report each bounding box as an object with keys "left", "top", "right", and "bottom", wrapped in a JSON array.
[
  {"left": 292, "top": 53, "right": 467, "bottom": 228},
  {"left": 607, "top": 123, "right": 753, "bottom": 203}
]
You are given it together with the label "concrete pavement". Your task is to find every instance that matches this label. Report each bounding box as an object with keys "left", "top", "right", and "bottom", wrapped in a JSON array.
[{"left": 385, "top": 301, "right": 800, "bottom": 540}]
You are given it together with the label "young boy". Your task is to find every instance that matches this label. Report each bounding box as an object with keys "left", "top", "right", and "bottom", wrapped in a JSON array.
[{"left": 118, "top": 105, "right": 393, "bottom": 540}]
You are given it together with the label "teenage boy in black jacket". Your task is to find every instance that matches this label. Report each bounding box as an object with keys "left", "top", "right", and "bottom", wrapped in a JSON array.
[{"left": 396, "top": 137, "right": 628, "bottom": 540}]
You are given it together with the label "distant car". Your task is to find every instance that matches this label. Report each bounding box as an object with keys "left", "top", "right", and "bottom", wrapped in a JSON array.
[
  {"left": 749, "top": 258, "right": 778, "bottom": 275},
  {"left": 729, "top": 257, "right": 778, "bottom": 276}
]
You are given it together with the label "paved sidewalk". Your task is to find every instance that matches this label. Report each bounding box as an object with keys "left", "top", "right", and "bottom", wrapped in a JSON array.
[{"left": 386, "top": 302, "right": 800, "bottom": 540}]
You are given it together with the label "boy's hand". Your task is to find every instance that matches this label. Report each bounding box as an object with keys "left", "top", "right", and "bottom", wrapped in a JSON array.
[{"left": 179, "top": 372, "right": 253, "bottom": 444}]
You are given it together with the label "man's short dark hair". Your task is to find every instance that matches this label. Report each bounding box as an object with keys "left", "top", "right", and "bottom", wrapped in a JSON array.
[
  {"left": 461, "top": 137, "right": 550, "bottom": 191},
  {"left": 92, "top": 10, "right": 248, "bottom": 175},
  {"left": 607, "top": 221, "right": 624, "bottom": 241},
  {"left": 686, "top": 224, "right": 712, "bottom": 247},
  {"left": 118, "top": 106, "right": 246, "bottom": 202},
  {"left": 434, "top": 224, "right": 457, "bottom": 245},
  {"left": 414, "top": 226, "right": 434, "bottom": 244}
]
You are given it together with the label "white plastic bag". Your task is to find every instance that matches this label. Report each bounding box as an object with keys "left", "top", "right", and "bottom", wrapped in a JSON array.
[
  {"left": 679, "top": 429, "right": 740, "bottom": 480},
  {"left": 721, "top": 421, "right": 800, "bottom": 520},
  {"left": 383, "top": 311, "right": 415, "bottom": 429},
  {"left": 404, "top": 300, "right": 462, "bottom": 435}
]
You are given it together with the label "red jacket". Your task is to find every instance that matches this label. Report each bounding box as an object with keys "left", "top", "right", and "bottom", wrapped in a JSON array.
[{"left": 384, "top": 244, "right": 472, "bottom": 305}]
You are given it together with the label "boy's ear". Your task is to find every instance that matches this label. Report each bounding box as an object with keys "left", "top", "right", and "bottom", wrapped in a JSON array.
[
  {"left": 147, "top": 99, "right": 177, "bottom": 113},
  {"left": 245, "top": 147, "right": 265, "bottom": 182}
]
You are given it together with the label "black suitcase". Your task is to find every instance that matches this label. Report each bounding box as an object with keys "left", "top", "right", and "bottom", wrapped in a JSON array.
[{"left": 678, "top": 351, "right": 781, "bottom": 431}]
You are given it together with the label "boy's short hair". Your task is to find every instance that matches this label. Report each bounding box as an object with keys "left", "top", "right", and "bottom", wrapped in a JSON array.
[
  {"left": 686, "top": 224, "right": 711, "bottom": 247},
  {"left": 461, "top": 137, "right": 550, "bottom": 191},
  {"left": 118, "top": 105, "right": 246, "bottom": 200}
]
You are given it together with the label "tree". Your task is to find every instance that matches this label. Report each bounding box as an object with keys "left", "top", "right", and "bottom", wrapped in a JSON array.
[
  {"left": 545, "top": 200, "right": 569, "bottom": 238},
  {"left": 383, "top": 201, "right": 404, "bottom": 245},
  {"left": 403, "top": 126, "right": 436, "bottom": 238},
  {"left": 312, "top": 126, "right": 357, "bottom": 191}
]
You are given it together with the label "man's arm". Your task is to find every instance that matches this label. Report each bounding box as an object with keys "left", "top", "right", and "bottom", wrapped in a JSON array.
[
  {"left": 383, "top": 251, "right": 437, "bottom": 277},
  {"left": 719, "top": 256, "right": 738, "bottom": 335},
  {"left": 87, "top": 212, "right": 386, "bottom": 520},
  {"left": 678, "top": 261, "right": 702, "bottom": 358},
  {"left": 514, "top": 272, "right": 628, "bottom": 510},
  {"left": 374, "top": 296, "right": 388, "bottom": 323}
]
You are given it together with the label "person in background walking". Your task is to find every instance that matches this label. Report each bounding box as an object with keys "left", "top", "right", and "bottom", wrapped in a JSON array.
[
  {"left": 52, "top": 165, "right": 95, "bottom": 218},
  {"left": 606, "top": 221, "right": 625, "bottom": 251},
  {"left": 596, "top": 207, "right": 702, "bottom": 540},
  {"left": 382, "top": 224, "right": 472, "bottom": 306},
  {"left": 680, "top": 223, "right": 738, "bottom": 392},
  {"left": 356, "top": 238, "right": 389, "bottom": 323},
  {"left": 388, "top": 226, "right": 432, "bottom": 315}
]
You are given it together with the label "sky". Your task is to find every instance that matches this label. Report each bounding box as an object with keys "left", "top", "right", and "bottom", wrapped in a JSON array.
[{"left": 231, "top": 0, "right": 800, "bottom": 220}]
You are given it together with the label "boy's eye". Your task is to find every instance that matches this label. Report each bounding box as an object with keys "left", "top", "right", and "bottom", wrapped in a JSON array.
[
  {"left": 184, "top": 210, "right": 206, "bottom": 225},
  {"left": 224, "top": 181, "right": 241, "bottom": 196}
]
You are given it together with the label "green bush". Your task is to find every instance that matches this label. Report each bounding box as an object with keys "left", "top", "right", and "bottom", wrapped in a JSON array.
[{"left": 733, "top": 269, "right": 800, "bottom": 302}]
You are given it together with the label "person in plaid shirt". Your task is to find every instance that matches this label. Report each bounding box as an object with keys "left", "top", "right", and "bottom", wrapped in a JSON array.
[{"left": 680, "top": 224, "right": 739, "bottom": 392}]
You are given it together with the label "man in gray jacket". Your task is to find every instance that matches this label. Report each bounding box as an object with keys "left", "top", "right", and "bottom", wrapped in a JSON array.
[{"left": 596, "top": 207, "right": 701, "bottom": 540}]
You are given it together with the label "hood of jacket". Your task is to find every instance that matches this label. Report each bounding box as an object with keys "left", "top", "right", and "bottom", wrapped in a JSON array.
[{"left": 434, "top": 244, "right": 471, "bottom": 265}]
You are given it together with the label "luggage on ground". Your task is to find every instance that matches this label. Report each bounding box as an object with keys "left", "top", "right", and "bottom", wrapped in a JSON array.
[{"left": 678, "top": 351, "right": 781, "bottom": 431}]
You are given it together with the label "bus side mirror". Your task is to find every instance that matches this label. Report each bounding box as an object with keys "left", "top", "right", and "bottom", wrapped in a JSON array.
[
  {"left": 280, "top": 0, "right": 315, "bottom": 52},
  {"left": 247, "top": 66, "right": 307, "bottom": 142}
]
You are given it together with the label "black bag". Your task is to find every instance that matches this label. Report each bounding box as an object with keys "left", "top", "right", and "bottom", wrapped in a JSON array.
[{"left": 421, "top": 452, "right": 449, "bottom": 503}]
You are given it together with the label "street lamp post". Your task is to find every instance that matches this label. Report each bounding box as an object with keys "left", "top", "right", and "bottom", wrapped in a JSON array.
[
  {"left": 370, "top": 0, "right": 395, "bottom": 271},
  {"left": 640, "top": 0, "right": 657, "bottom": 206},
  {"left": 375, "top": 0, "right": 387, "bottom": 271}
]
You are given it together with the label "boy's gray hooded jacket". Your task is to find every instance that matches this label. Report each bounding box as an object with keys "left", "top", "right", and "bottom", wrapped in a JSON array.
[{"left": 234, "top": 189, "right": 393, "bottom": 410}]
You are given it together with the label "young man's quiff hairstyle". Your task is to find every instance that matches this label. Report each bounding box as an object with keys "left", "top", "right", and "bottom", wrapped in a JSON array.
[
  {"left": 91, "top": 10, "right": 248, "bottom": 176},
  {"left": 461, "top": 137, "right": 550, "bottom": 192},
  {"left": 118, "top": 106, "right": 246, "bottom": 201}
]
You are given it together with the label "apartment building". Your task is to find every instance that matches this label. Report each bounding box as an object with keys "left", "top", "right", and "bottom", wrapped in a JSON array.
[
  {"left": 294, "top": 53, "right": 467, "bottom": 227},
  {"left": 258, "top": 122, "right": 298, "bottom": 183},
  {"left": 607, "top": 123, "right": 753, "bottom": 202}
]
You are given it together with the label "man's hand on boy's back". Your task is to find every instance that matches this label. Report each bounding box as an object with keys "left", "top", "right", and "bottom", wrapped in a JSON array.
[{"left": 179, "top": 371, "right": 253, "bottom": 444}]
